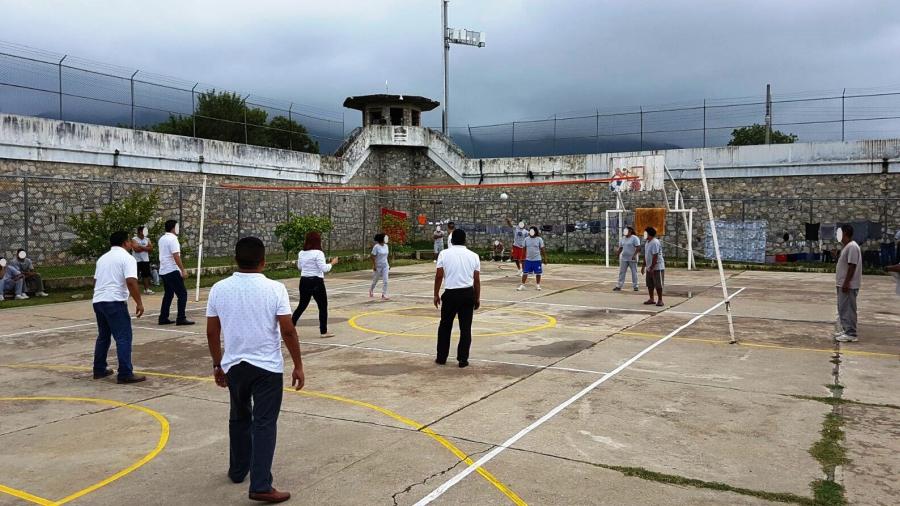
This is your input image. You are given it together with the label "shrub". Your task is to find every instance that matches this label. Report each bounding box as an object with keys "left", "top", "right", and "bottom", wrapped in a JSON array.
[{"left": 274, "top": 214, "right": 333, "bottom": 254}]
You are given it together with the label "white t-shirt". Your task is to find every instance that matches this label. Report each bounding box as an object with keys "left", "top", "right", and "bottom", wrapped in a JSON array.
[
  {"left": 371, "top": 243, "right": 389, "bottom": 269},
  {"left": 93, "top": 246, "right": 138, "bottom": 303},
  {"left": 437, "top": 245, "right": 481, "bottom": 289},
  {"left": 206, "top": 272, "right": 292, "bottom": 374},
  {"left": 158, "top": 233, "right": 181, "bottom": 275},
  {"left": 298, "top": 250, "right": 332, "bottom": 278},
  {"left": 132, "top": 236, "right": 150, "bottom": 263}
]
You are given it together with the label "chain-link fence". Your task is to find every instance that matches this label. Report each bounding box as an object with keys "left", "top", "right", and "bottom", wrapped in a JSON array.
[
  {"left": 3, "top": 174, "right": 897, "bottom": 269},
  {"left": 0, "top": 43, "right": 345, "bottom": 154}
]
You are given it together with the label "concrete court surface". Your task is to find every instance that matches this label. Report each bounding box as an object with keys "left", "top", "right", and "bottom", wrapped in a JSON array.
[{"left": 0, "top": 262, "right": 897, "bottom": 505}]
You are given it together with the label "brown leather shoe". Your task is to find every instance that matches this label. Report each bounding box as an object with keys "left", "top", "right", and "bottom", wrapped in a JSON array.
[
  {"left": 117, "top": 374, "right": 147, "bottom": 384},
  {"left": 249, "top": 488, "right": 291, "bottom": 503}
]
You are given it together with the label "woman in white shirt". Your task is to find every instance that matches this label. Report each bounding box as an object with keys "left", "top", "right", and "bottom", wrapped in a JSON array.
[{"left": 292, "top": 232, "right": 339, "bottom": 338}]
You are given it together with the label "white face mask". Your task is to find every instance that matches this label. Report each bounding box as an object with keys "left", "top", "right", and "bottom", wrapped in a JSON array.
[
  {"left": 173, "top": 223, "right": 180, "bottom": 235},
  {"left": 528, "top": 230, "right": 536, "bottom": 237},
  {"left": 140, "top": 226, "right": 147, "bottom": 237},
  {"left": 0, "top": 258, "right": 6, "bottom": 268},
  {"left": 643, "top": 232, "right": 649, "bottom": 240},
  {"left": 18, "top": 251, "right": 26, "bottom": 260},
  {"left": 835, "top": 228, "right": 843, "bottom": 242},
  {"left": 518, "top": 222, "right": 525, "bottom": 229},
  {"left": 384, "top": 236, "right": 389, "bottom": 244},
  {"left": 494, "top": 240, "right": 500, "bottom": 246},
  {"left": 436, "top": 226, "right": 441, "bottom": 232}
]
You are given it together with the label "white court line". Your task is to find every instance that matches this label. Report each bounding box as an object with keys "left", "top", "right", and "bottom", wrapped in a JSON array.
[
  {"left": 0, "top": 306, "right": 207, "bottom": 339},
  {"left": 412, "top": 286, "right": 747, "bottom": 505}
]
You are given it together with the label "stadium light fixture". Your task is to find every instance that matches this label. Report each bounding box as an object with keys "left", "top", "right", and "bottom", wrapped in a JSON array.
[{"left": 442, "top": 0, "right": 485, "bottom": 135}]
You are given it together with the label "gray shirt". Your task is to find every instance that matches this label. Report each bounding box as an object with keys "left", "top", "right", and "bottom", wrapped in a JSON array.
[
  {"left": 513, "top": 228, "right": 528, "bottom": 248},
  {"left": 645, "top": 238, "right": 665, "bottom": 271},
  {"left": 371, "top": 243, "right": 389, "bottom": 269},
  {"left": 836, "top": 241, "right": 861, "bottom": 289},
  {"left": 524, "top": 236, "right": 545, "bottom": 261},
  {"left": 619, "top": 235, "right": 640, "bottom": 261}
]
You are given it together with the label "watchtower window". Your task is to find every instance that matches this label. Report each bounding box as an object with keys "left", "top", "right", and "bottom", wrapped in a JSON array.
[{"left": 390, "top": 107, "right": 404, "bottom": 126}]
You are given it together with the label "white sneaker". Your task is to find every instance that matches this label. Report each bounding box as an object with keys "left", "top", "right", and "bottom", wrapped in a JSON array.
[
  {"left": 143, "top": 289, "right": 155, "bottom": 295},
  {"left": 516, "top": 270, "right": 522, "bottom": 276},
  {"left": 516, "top": 284, "right": 526, "bottom": 291},
  {"left": 15, "top": 294, "right": 29, "bottom": 300},
  {"left": 536, "top": 285, "right": 542, "bottom": 291},
  {"left": 834, "top": 333, "right": 858, "bottom": 343},
  {"left": 320, "top": 332, "right": 335, "bottom": 338},
  {"left": 37, "top": 291, "right": 49, "bottom": 297}
]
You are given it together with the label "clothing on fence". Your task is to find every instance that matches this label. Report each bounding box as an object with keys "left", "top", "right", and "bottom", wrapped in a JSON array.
[
  {"left": 819, "top": 223, "right": 836, "bottom": 242},
  {"left": 704, "top": 220, "right": 768, "bottom": 263},
  {"left": 804, "top": 223, "right": 820, "bottom": 241}
]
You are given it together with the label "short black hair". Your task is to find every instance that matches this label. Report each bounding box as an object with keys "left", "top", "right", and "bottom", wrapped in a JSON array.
[
  {"left": 529, "top": 226, "right": 540, "bottom": 236},
  {"left": 451, "top": 228, "right": 467, "bottom": 245},
  {"left": 645, "top": 227, "right": 657, "bottom": 237},
  {"left": 164, "top": 220, "right": 178, "bottom": 232},
  {"left": 374, "top": 233, "right": 386, "bottom": 243},
  {"left": 235, "top": 236, "right": 265, "bottom": 269},
  {"left": 840, "top": 224, "right": 854, "bottom": 240},
  {"left": 626, "top": 226, "right": 635, "bottom": 235},
  {"left": 109, "top": 230, "right": 129, "bottom": 246},
  {"left": 16, "top": 248, "right": 25, "bottom": 253},
  {"left": 447, "top": 222, "right": 455, "bottom": 228}
]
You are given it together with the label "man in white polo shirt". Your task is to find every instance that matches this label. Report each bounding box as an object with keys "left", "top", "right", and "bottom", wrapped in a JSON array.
[
  {"left": 433, "top": 228, "right": 481, "bottom": 368},
  {"left": 92, "top": 230, "right": 145, "bottom": 384},
  {"left": 158, "top": 219, "right": 193, "bottom": 326},
  {"left": 206, "top": 237, "right": 305, "bottom": 503}
]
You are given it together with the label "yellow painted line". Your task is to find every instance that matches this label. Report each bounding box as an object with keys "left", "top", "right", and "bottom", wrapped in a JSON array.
[
  {"left": 348, "top": 306, "right": 557, "bottom": 338},
  {"left": 0, "top": 396, "right": 169, "bottom": 506},
  {"left": 616, "top": 331, "right": 900, "bottom": 359},
  {"left": 1, "top": 364, "right": 526, "bottom": 505}
]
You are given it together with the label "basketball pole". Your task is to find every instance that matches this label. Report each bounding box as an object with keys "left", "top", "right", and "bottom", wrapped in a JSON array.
[
  {"left": 194, "top": 175, "right": 208, "bottom": 302},
  {"left": 698, "top": 158, "right": 736, "bottom": 343}
]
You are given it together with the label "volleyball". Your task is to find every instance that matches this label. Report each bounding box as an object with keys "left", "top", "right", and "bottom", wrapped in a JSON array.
[{"left": 500, "top": 193, "right": 509, "bottom": 200}]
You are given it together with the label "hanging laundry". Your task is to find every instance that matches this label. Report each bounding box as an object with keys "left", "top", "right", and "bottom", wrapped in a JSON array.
[
  {"left": 634, "top": 208, "right": 667, "bottom": 237},
  {"left": 805, "top": 223, "right": 820, "bottom": 241},
  {"left": 819, "top": 223, "right": 836, "bottom": 242}
]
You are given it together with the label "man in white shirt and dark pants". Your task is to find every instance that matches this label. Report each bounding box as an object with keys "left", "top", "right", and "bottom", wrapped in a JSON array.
[
  {"left": 433, "top": 229, "right": 481, "bottom": 368},
  {"left": 206, "top": 236, "right": 305, "bottom": 503},
  {"left": 835, "top": 224, "right": 862, "bottom": 342},
  {"left": 92, "top": 231, "right": 145, "bottom": 384},
  {"left": 158, "top": 219, "right": 193, "bottom": 326}
]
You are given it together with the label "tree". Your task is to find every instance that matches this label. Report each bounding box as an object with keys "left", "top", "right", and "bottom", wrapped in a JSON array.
[
  {"left": 380, "top": 213, "right": 411, "bottom": 247},
  {"left": 274, "top": 214, "right": 333, "bottom": 255},
  {"left": 68, "top": 190, "right": 164, "bottom": 260},
  {"left": 152, "top": 91, "right": 319, "bottom": 153},
  {"left": 728, "top": 124, "right": 798, "bottom": 146}
]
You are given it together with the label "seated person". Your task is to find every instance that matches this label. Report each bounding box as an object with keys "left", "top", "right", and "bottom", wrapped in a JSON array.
[
  {"left": 492, "top": 240, "right": 506, "bottom": 262},
  {"left": 12, "top": 249, "right": 49, "bottom": 297},
  {"left": 1, "top": 257, "right": 27, "bottom": 300}
]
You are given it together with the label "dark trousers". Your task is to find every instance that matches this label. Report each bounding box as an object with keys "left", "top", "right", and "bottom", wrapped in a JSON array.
[
  {"left": 436, "top": 287, "right": 475, "bottom": 363},
  {"left": 226, "top": 361, "right": 284, "bottom": 494},
  {"left": 159, "top": 270, "right": 188, "bottom": 323},
  {"left": 92, "top": 301, "right": 134, "bottom": 379},
  {"left": 292, "top": 276, "right": 328, "bottom": 334}
]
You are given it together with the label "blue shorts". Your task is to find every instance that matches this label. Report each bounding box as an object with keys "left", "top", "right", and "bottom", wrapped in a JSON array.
[{"left": 523, "top": 260, "right": 543, "bottom": 275}]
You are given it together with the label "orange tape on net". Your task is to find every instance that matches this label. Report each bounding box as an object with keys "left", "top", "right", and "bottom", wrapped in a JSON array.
[{"left": 218, "top": 176, "right": 640, "bottom": 192}]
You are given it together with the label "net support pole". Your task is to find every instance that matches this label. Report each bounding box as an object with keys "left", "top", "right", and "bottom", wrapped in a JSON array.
[
  {"left": 194, "top": 175, "right": 208, "bottom": 302},
  {"left": 604, "top": 210, "right": 610, "bottom": 267},
  {"left": 698, "top": 159, "right": 736, "bottom": 343}
]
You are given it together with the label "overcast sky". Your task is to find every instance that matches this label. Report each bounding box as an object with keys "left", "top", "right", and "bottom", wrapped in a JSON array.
[{"left": 2, "top": 0, "right": 899, "bottom": 127}]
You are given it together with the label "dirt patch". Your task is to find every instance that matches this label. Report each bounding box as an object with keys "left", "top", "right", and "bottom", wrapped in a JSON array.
[{"left": 509, "top": 339, "right": 594, "bottom": 357}]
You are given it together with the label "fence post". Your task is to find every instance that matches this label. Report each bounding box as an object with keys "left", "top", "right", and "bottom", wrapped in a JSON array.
[
  {"left": 179, "top": 186, "right": 184, "bottom": 226},
  {"left": 57, "top": 55, "right": 67, "bottom": 120},
  {"left": 595, "top": 109, "right": 600, "bottom": 153},
  {"left": 639, "top": 106, "right": 643, "bottom": 151},
  {"left": 702, "top": 99, "right": 707, "bottom": 148},
  {"left": 327, "top": 192, "right": 333, "bottom": 255},
  {"left": 841, "top": 88, "right": 846, "bottom": 142},
  {"left": 564, "top": 201, "right": 569, "bottom": 252},
  {"left": 288, "top": 103, "right": 293, "bottom": 150},
  {"left": 511, "top": 121, "right": 516, "bottom": 157},
  {"left": 130, "top": 70, "right": 139, "bottom": 129},
  {"left": 191, "top": 83, "right": 199, "bottom": 138},
  {"left": 362, "top": 194, "right": 368, "bottom": 256},
  {"left": 552, "top": 114, "right": 558, "bottom": 154},
  {"left": 237, "top": 190, "right": 242, "bottom": 238},
  {"left": 23, "top": 178, "right": 29, "bottom": 254},
  {"left": 467, "top": 124, "right": 475, "bottom": 157},
  {"left": 108, "top": 182, "right": 113, "bottom": 205}
]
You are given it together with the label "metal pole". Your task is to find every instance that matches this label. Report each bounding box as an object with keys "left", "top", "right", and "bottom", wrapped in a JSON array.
[
  {"left": 841, "top": 88, "right": 846, "bottom": 142},
  {"left": 552, "top": 114, "right": 557, "bottom": 154},
  {"left": 698, "top": 158, "right": 736, "bottom": 343},
  {"left": 765, "top": 84, "right": 772, "bottom": 145},
  {"left": 639, "top": 106, "right": 643, "bottom": 151},
  {"left": 130, "top": 70, "right": 139, "bottom": 129},
  {"left": 243, "top": 95, "right": 249, "bottom": 144},
  {"left": 595, "top": 108, "right": 600, "bottom": 153},
  {"left": 328, "top": 193, "right": 333, "bottom": 255},
  {"left": 237, "top": 190, "right": 242, "bottom": 238},
  {"left": 194, "top": 175, "right": 208, "bottom": 302},
  {"left": 441, "top": 0, "right": 449, "bottom": 135},
  {"left": 564, "top": 201, "right": 569, "bottom": 252},
  {"left": 191, "top": 83, "right": 198, "bottom": 138},
  {"left": 702, "top": 99, "right": 707, "bottom": 148},
  {"left": 23, "top": 178, "right": 29, "bottom": 254},
  {"left": 288, "top": 103, "right": 294, "bottom": 150},
  {"left": 178, "top": 187, "right": 184, "bottom": 225},
  {"left": 57, "top": 55, "right": 67, "bottom": 120},
  {"left": 511, "top": 121, "right": 516, "bottom": 157},
  {"left": 467, "top": 124, "right": 474, "bottom": 157}
]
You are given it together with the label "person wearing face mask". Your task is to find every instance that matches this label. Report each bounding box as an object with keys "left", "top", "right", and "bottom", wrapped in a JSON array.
[
  {"left": 1, "top": 257, "right": 27, "bottom": 300},
  {"left": 492, "top": 239, "right": 505, "bottom": 262},
  {"left": 641, "top": 227, "right": 665, "bottom": 307},
  {"left": 12, "top": 249, "right": 48, "bottom": 297},
  {"left": 517, "top": 227, "right": 548, "bottom": 291},
  {"left": 507, "top": 218, "right": 528, "bottom": 275},
  {"left": 158, "top": 219, "right": 194, "bottom": 326},
  {"left": 446, "top": 222, "right": 456, "bottom": 247},
  {"left": 613, "top": 227, "right": 641, "bottom": 292},
  {"left": 132, "top": 226, "right": 155, "bottom": 295},
  {"left": 370, "top": 233, "right": 390, "bottom": 300},
  {"left": 433, "top": 225, "right": 446, "bottom": 262},
  {"left": 834, "top": 224, "right": 861, "bottom": 343}
]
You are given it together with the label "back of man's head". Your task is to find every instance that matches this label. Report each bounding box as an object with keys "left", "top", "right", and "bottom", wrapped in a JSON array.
[
  {"left": 645, "top": 227, "right": 657, "bottom": 238},
  {"left": 840, "top": 224, "right": 854, "bottom": 242},
  {"left": 109, "top": 230, "right": 129, "bottom": 247},
  {"left": 451, "top": 229, "right": 467, "bottom": 245},
  {"left": 235, "top": 236, "right": 265, "bottom": 270},
  {"left": 164, "top": 220, "right": 178, "bottom": 233}
]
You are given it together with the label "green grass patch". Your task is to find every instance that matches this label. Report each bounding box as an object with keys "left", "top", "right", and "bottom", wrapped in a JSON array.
[
  {"left": 790, "top": 394, "right": 900, "bottom": 410},
  {"left": 811, "top": 480, "right": 846, "bottom": 506},
  {"left": 809, "top": 413, "right": 849, "bottom": 470}
]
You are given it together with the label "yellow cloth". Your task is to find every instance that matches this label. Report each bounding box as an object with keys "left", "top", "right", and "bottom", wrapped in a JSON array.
[{"left": 634, "top": 208, "right": 666, "bottom": 237}]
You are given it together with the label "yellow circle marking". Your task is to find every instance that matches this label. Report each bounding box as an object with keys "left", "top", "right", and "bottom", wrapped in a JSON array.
[
  {"left": 0, "top": 396, "right": 170, "bottom": 506},
  {"left": 0, "top": 364, "right": 526, "bottom": 506},
  {"left": 348, "top": 306, "right": 557, "bottom": 338}
]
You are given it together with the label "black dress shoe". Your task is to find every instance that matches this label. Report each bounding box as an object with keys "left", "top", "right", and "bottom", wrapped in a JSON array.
[
  {"left": 158, "top": 319, "right": 175, "bottom": 325},
  {"left": 175, "top": 319, "right": 195, "bottom": 326},
  {"left": 435, "top": 358, "right": 447, "bottom": 365},
  {"left": 458, "top": 361, "right": 469, "bottom": 368},
  {"left": 93, "top": 369, "right": 114, "bottom": 379},
  {"left": 117, "top": 374, "right": 147, "bottom": 384}
]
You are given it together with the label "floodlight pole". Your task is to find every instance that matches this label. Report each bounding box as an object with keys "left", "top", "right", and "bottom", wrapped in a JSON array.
[
  {"left": 441, "top": 0, "right": 485, "bottom": 135},
  {"left": 698, "top": 158, "right": 736, "bottom": 343}
]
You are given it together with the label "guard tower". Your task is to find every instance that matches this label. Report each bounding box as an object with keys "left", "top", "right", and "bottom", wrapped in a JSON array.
[{"left": 343, "top": 94, "right": 440, "bottom": 128}]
